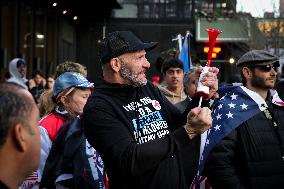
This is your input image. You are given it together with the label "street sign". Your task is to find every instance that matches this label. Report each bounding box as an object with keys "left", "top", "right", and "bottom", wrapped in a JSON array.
[{"left": 196, "top": 18, "right": 251, "bottom": 42}]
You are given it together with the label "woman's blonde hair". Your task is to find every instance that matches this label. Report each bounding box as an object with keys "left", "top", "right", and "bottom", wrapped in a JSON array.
[
  {"left": 38, "top": 89, "right": 55, "bottom": 116},
  {"left": 38, "top": 87, "right": 78, "bottom": 117},
  {"left": 55, "top": 61, "right": 87, "bottom": 78},
  {"left": 39, "top": 61, "right": 88, "bottom": 116}
]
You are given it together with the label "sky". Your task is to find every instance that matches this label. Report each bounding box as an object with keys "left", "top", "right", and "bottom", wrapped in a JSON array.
[{"left": 236, "top": 0, "right": 279, "bottom": 17}]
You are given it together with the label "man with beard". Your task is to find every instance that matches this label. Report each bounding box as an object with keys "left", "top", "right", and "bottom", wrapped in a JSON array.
[
  {"left": 204, "top": 50, "right": 284, "bottom": 189},
  {"left": 83, "top": 31, "right": 219, "bottom": 189}
]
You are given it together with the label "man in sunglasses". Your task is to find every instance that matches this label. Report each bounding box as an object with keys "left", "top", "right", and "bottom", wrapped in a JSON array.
[
  {"left": 239, "top": 51, "right": 279, "bottom": 95},
  {"left": 204, "top": 50, "right": 284, "bottom": 189}
]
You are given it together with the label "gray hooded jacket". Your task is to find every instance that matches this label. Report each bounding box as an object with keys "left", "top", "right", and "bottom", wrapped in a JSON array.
[{"left": 7, "top": 58, "right": 28, "bottom": 90}]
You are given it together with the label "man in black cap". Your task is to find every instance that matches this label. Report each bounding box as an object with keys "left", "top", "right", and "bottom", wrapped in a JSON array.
[
  {"left": 83, "top": 31, "right": 219, "bottom": 189},
  {"left": 204, "top": 50, "right": 284, "bottom": 189}
]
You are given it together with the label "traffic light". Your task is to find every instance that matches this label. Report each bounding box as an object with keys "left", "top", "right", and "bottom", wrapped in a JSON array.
[{"left": 203, "top": 46, "right": 222, "bottom": 58}]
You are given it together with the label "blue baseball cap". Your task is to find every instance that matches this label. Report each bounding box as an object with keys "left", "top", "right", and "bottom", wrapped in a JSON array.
[{"left": 53, "top": 72, "right": 94, "bottom": 97}]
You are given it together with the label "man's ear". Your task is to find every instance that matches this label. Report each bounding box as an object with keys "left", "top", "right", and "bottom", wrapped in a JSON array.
[
  {"left": 109, "top": 58, "right": 121, "bottom": 73},
  {"left": 12, "top": 124, "right": 27, "bottom": 152},
  {"left": 242, "top": 67, "right": 252, "bottom": 78}
]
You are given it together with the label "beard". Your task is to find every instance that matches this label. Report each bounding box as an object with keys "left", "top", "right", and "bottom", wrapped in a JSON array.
[
  {"left": 119, "top": 61, "right": 147, "bottom": 87},
  {"left": 251, "top": 72, "right": 275, "bottom": 90}
]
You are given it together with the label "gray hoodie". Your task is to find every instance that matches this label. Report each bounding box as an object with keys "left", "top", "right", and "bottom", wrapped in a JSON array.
[{"left": 7, "top": 58, "right": 28, "bottom": 90}]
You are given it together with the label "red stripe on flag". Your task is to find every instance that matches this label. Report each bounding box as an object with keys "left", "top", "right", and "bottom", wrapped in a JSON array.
[{"left": 190, "top": 176, "right": 212, "bottom": 189}]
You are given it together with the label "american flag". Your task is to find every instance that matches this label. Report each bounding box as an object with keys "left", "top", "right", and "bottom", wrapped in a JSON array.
[
  {"left": 19, "top": 171, "right": 39, "bottom": 189},
  {"left": 24, "top": 171, "right": 38, "bottom": 180},
  {"left": 191, "top": 85, "right": 284, "bottom": 189}
]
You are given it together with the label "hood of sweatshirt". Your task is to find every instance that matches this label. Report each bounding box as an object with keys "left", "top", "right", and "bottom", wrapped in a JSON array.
[
  {"left": 7, "top": 58, "right": 28, "bottom": 90},
  {"left": 9, "top": 58, "right": 27, "bottom": 79},
  {"left": 158, "top": 85, "right": 187, "bottom": 104}
]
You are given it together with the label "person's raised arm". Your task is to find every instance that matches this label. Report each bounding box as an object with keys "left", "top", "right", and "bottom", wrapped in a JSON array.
[{"left": 83, "top": 98, "right": 212, "bottom": 176}]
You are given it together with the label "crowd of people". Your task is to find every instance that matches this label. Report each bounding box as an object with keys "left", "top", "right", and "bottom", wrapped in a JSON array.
[{"left": 0, "top": 30, "right": 284, "bottom": 189}]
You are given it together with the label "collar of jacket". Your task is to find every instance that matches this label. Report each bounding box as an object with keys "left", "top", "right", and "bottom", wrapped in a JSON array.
[
  {"left": 94, "top": 80, "right": 143, "bottom": 93},
  {"left": 54, "top": 105, "right": 73, "bottom": 120}
]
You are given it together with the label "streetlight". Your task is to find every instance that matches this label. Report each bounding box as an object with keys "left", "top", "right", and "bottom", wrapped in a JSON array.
[
  {"left": 23, "top": 33, "right": 45, "bottom": 48},
  {"left": 229, "top": 57, "right": 235, "bottom": 64}
]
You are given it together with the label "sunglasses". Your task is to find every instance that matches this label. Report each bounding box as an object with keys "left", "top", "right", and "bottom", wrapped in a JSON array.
[{"left": 250, "top": 64, "right": 279, "bottom": 72}]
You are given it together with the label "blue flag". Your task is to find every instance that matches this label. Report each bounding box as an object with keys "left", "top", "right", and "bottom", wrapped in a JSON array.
[
  {"left": 178, "top": 32, "right": 192, "bottom": 73},
  {"left": 191, "top": 85, "right": 276, "bottom": 188}
]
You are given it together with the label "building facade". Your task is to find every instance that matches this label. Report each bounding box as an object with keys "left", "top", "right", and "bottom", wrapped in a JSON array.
[{"left": 1, "top": 0, "right": 261, "bottom": 83}]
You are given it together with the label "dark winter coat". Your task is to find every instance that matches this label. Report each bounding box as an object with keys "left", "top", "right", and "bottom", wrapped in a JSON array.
[
  {"left": 82, "top": 81, "right": 202, "bottom": 189},
  {"left": 205, "top": 97, "right": 284, "bottom": 189}
]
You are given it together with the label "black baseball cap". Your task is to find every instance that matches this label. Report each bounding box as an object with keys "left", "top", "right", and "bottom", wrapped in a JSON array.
[
  {"left": 98, "top": 31, "right": 158, "bottom": 64},
  {"left": 237, "top": 50, "right": 279, "bottom": 67}
]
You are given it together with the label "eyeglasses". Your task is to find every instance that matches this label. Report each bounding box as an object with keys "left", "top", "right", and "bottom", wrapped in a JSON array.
[{"left": 250, "top": 64, "right": 279, "bottom": 72}]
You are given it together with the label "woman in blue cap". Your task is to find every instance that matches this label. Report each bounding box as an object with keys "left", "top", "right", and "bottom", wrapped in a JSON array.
[
  {"left": 20, "top": 72, "right": 105, "bottom": 189},
  {"left": 41, "top": 71, "right": 93, "bottom": 140}
]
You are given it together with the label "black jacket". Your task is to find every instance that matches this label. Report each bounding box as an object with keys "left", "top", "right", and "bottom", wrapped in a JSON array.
[
  {"left": 40, "top": 118, "right": 105, "bottom": 189},
  {"left": 205, "top": 97, "right": 284, "bottom": 189},
  {"left": 83, "top": 81, "right": 200, "bottom": 189},
  {"left": 0, "top": 181, "right": 9, "bottom": 189}
]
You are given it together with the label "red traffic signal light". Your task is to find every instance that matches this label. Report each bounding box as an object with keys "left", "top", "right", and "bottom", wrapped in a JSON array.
[{"left": 203, "top": 47, "right": 222, "bottom": 58}]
